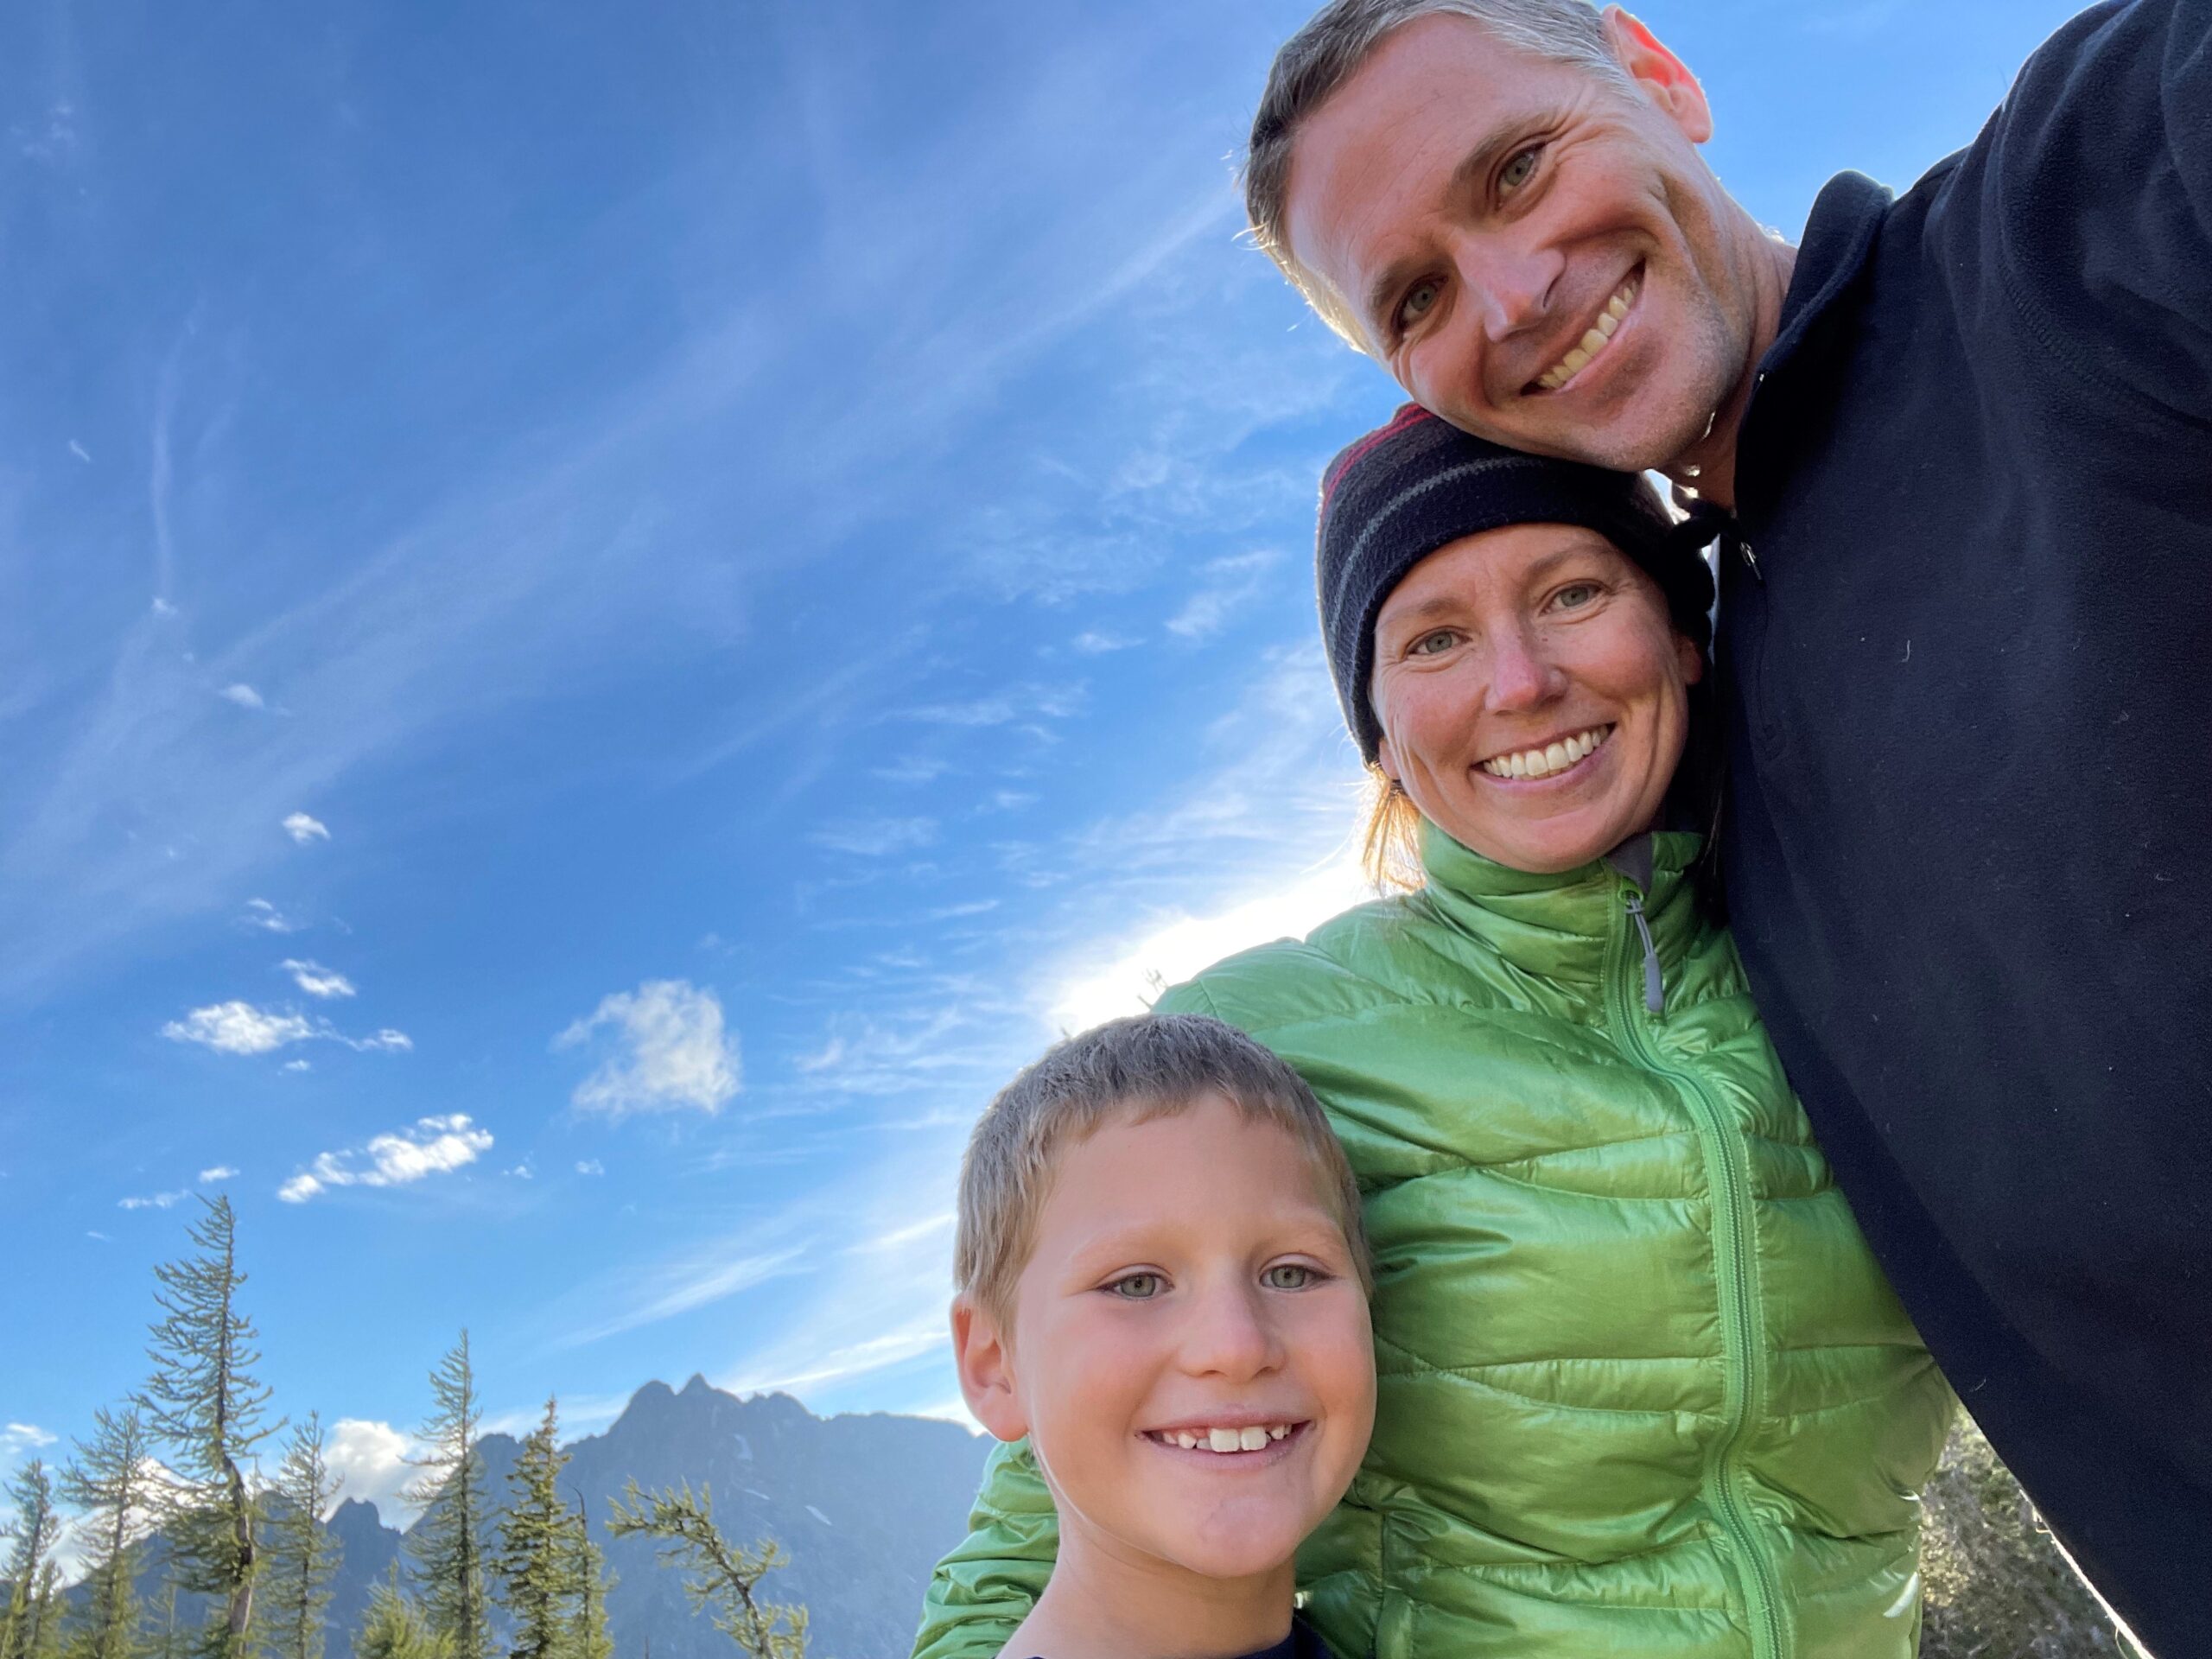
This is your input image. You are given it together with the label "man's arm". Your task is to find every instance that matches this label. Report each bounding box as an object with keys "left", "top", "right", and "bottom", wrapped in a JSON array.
[{"left": 910, "top": 1437, "right": 1058, "bottom": 1659}]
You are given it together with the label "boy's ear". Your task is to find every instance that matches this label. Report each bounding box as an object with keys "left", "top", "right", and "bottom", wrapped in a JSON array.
[{"left": 951, "top": 1297, "right": 1029, "bottom": 1444}]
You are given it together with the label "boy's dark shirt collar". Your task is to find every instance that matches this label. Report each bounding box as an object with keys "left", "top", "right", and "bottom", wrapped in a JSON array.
[{"left": 1021, "top": 1614, "right": 1335, "bottom": 1659}]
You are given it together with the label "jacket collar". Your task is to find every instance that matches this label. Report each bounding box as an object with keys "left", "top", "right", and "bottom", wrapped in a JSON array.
[
  {"left": 1738, "top": 170, "right": 1893, "bottom": 527},
  {"left": 1413, "top": 817, "right": 1706, "bottom": 993}
]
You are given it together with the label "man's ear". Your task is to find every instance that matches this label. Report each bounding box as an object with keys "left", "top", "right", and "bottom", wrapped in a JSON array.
[
  {"left": 1601, "top": 8, "right": 1713, "bottom": 145},
  {"left": 952, "top": 1297, "right": 1029, "bottom": 1445},
  {"left": 1678, "top": 631, "right": 1707, "bottom": 687}
]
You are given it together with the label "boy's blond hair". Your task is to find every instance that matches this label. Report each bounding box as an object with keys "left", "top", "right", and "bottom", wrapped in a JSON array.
[{"left": 955, "top": 1013, "right": 1371, "bottom": 1326}]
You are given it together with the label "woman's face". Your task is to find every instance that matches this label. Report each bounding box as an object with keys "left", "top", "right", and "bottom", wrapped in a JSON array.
[{"left": 1370, "top": 523, "right": 1701, "bottom": 874}]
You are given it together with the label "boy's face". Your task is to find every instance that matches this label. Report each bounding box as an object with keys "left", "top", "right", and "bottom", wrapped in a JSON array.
[{"left": 957, "top": 1095, "right": 1375, "bottom": 1582}]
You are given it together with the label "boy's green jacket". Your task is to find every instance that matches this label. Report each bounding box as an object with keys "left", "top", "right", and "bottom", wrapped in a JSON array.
[{"left": 912, "top": 825, "right": 1955, "bottom": 1659}]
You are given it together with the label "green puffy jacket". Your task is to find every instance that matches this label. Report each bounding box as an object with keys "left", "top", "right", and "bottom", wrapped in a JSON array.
[{"left": 913, "top": 825, "right": 1954, "bottom": 1659}]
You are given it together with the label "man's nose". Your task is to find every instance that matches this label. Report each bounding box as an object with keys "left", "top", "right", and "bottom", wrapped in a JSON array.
[
  {"left": 1179, "top": 1280, "right": 1283, "bottom": 1381},
  {"left": 1452, "top": 232, "right": 1565, "bottom": 343}
]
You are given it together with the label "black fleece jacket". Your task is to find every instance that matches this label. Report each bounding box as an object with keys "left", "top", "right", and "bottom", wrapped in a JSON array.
[{"left": 1715, "top": 2, "right": 2212, "bottom": 1651}]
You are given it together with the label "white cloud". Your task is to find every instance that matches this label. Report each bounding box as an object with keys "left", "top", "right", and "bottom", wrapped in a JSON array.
[
  {"left": 162, "top": 1000, "right": 408, "bottom": 1058},
  {"left": 872, "top": 757, "right": 950, "bottom": 785},
  {"left": 118, "top": 1191, "right": 188, "bottom": 1211},
  {"left": 3, "top": 1424, "right": 57, "bottom": 1460},
  {"left": 281, "top": 960, "right": 355, "bottom": 999},
  {"left": 278, "top": 1114, "right": 493, "bottom": 1205},
  {"left": 575, "top": 1160, "right": 605, "bottom": 1177},
  {"left": 556, "top": 979, "right": 741, "bottom": 1117},
  {"left": 282, "top": 1059, "right": 311, "bottom": 1073},
  {"left": 242, "top": 898, "right": 303, "bottom": 934},
  {"left": 218, "top": 683, "right": 265, "bottom": 710},
  {"left": 162, "top": 1002, "right": 316, "bottom": 1055},
  {"left": 324, "top": 1420, "right": 416, "bottom": 1523},
  {"left": 810, "top": 817, "right": 938, "bottom": 857},
  {"left": 281, "top": 812, "right": 330, "bottom": 844},
  {"left": 198, "top": 1166, "right": 238, "bottom": 1183}
]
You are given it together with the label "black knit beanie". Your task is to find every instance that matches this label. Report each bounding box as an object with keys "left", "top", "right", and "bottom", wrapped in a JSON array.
[{"left": 1317, "top": 404, "right": 1717, "bottom": 763}]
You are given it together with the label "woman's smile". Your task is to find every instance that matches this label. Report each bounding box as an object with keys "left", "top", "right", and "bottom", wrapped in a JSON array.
[{"left": 1475, "top": 722, "right": 1615, "bottom": 782}]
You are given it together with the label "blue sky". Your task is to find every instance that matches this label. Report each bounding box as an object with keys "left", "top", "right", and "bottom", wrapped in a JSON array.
[{"left": 2, "top": 0, "right": 2086, "bottom": 1522}]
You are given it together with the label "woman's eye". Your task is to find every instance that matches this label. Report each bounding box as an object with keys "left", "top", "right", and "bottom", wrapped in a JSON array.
[
  {"left": 1262, "top": 1263, "right": 1318, "bottom": 1291},
  {"left": 1107, "top": 1272, "right": 1163, "bottom": 1300},
  {"left": 1500, "top": 144, "right": 1542, "bottom": 195},
  {"left": 1408, "top": 629, "right": 1458, "bottom": 657},
  {"left": 1554, "top": 582, "right": 1599, "bottom": 610},
  {"left": 1395, "top": 277, "right": 1441, "bottom": 332}
]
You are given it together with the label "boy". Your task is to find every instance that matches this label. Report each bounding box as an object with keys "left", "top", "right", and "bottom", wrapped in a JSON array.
[{"left": 944, "top": 1013, "right": 1376, "bottom": 1659}]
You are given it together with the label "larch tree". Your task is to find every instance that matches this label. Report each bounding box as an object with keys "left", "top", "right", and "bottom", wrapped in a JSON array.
[
  {"left": 490, "top": 1402, "right": 576, "bottom": 1659},
  {"left": 353, "top": 1573, "right": 449, "bottom": 1659},
  {"left": 141, "top": 1196, "right": 278, "bottom": 1659},
  {"left": 59, "top": 1404, "right": 156, "bottom": 1659},
  {"left": 1, "top": 1461, "right": 62, "bottom": 1659},
  {"left": 605, "top": 1481, "right": 805, "bottom": 1659},
  {"left": 402, "top": 1337, "right": 488, "bottom": 1659},
  {"left": 260, "top": 1415, "right": 342, "bottom": 1659}
]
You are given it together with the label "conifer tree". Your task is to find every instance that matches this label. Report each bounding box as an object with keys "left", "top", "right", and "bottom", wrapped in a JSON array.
[
  {"left": 353, "top": 1573, "right": 449, "bottom": 1659},
  {"left": 142, "top": 1196, "right": 278, "bottom": 1659},
  {"left": 606, "top": 1482, "right": 804, "bottom": 1659},
  {"left": 491, "top": 1402, "right": 576, "bottom": 1659},
  {"left": 60, "top": 1405, "right": 155, "bottom": 1659},
  {"left": 402, "top": 1337, "right": 487, "bottom": 1659},
  {"left": 149, "top": 1581, "right": 182, "bottom": 1659},
  {"left": 260, "top": 1416, "right": 342, "bottom": 1659},
  {"left": 2, "top": 1459, "right": 62, "bottom": 1659},
  {"left": 562, "top": 1491, "right": 612, "bottom": 1659},
  {"left": 25, "top": 1563, "right": 62, "bottom": 1659}
]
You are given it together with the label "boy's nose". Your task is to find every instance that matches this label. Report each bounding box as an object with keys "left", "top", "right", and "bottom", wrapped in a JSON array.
[{"left": 1176, "top": 1281, "right": 1285, "bottom": 1381}]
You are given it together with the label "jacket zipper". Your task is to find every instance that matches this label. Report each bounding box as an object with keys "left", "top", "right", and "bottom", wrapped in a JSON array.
[{"left": 1611, "top": 884, "right": 1788, "bottom": 1659}]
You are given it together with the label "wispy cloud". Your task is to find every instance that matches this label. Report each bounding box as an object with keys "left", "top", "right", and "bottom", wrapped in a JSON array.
[
  {"left": 811, "top": 817, "right": 938, "bottom": 857},
  {"left": 241, "top": 899, "right": 303, "bottom": 935},
  {"left": 1, "top": 1424, "right": 57, "bottom": 1463},
  {"left": 575, "top": 1160, "right": 605, "bottom": 1177},
  {"left": 278, "top": 1114, "right": 493, "bottom": 1205},
  {"left": 281, "top": 812, "right": 330, "bottom": 844},
  {"left": 1071, "top": 630, "right": 1141, "bottom": 655},
  {"left": 555, "top": 1245, "right": 806, "bottom": 1349},
  {"left": 118, "top": 1191, "right": 189, "bottom": 1211},
  {"left": 198, "top": 1166, "right": 238, "bottom": 1183},
  {"left": 556, "top": 979, "right": 740, "bottom": 1117},
  {"left": 281, "top": 960, "right": 355, "bottom": 999},
  {"left": 218, "top": 683, "right": 265, "bottom": 710},
  {"left": 161, "top": 1001, "right": 409, "bottom": 1057},
  {"left": 1166, "top": 549, "right": 1281, "bottom": 641}
]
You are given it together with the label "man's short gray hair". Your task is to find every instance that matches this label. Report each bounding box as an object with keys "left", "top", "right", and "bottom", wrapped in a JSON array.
[{"left": 1244, "top": 0, "right": 1629, "bottom": 346}]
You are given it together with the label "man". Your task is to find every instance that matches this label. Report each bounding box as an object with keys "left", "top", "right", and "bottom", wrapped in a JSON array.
[{"left": 1247, "top": 0, "right": 2210, "bottom": 1653}]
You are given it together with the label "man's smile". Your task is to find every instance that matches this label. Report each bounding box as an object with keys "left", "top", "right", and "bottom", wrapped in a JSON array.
[{"left": 1529, "top": 268, "right": 1643, "bottom": 395}]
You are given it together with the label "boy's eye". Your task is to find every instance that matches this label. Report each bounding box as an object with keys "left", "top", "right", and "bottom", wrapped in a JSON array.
[
  {"left": 1107, "top": 1272, "right": 1164, "bottom": 1300},
  {"left": 1499, "top": 144, "right": 1542, "bottom": 195},
  {"left": 1261, "top": 1263, "right": 1319, "bottom": 1291}
]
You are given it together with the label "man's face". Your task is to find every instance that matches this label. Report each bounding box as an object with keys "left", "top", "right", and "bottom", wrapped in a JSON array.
[
  {"left": 1281, "top": 13, "right": 1758, "bottom": 473},
  {"left": 960, "top": 1096, "right": 1374, "bottom": 1584}
]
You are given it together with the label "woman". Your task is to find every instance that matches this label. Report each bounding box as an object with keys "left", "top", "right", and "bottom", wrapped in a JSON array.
[{"left": 914, "top": 407, "right": 1954, "bottom": 1659}]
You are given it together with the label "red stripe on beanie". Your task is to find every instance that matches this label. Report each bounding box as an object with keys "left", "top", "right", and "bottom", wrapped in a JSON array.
[{"left": 1319, "top": 403, "right": 1436, "bottom": 509}]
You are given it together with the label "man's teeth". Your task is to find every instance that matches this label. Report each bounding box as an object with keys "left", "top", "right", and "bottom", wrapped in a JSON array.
[
  {"left": 1480, "top": 725, "right": 1612, "bottom": 780},
  {"left": 1535, "top": 277, "right": 1637, "bottom": 392},
  {"left": 1154, "top": 1424, "right": 1295, "bottom": 1452}
]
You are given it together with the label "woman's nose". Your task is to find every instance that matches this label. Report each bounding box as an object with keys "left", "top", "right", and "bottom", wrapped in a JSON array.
[{"left": 1485, "top": 628, "right": 1564, "bottom": 712}]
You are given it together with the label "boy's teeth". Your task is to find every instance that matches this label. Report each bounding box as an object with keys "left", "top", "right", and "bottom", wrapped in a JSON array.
[
  {"left": 1536, "top": 276, "right": 1638, "bottom": 391},
  {"left": 1160, "top": 1424, "right": 1295, "bottom": 1453},
  {"left": 1480, "top": 725, "right": 1612, "bottom": 780}
]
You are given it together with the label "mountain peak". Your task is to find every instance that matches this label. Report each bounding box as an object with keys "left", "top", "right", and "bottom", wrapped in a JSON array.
[{"left": 679, "top": 1372, "right": 717, "bottom": 1398}]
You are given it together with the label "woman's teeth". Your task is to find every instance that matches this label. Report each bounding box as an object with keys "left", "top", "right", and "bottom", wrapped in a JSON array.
[
  {"left": 1535, "top": 276, "right": 1638, "bottom": 392},
  {"left": 1148, "top": 1424, "right": 1295, "bottom": 1453},
  {"left": 1480, "top": 725, "right": 1612, "bottom": 780}
]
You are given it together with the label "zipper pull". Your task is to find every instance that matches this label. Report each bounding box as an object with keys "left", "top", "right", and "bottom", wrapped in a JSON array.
[{"left": 1624, "top": 893, "right": 1664, "bottom": 1016}]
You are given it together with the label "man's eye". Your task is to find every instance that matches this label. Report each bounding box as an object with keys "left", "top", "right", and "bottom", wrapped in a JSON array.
[
  {"left": 1554, "top": 582, "right": 1599, "bottom": 610},
  {"left": 1500, "top": 144, "right": 1542, "bottom": 194},
  {"left": 1262, "top": 1263, "right": 1319, "bottom": 1291},
  {"left": 1395, "top": 277, "right": 1441, "bottom": 332},
  {"left": 1107, "top": 1272, "right": 1163, "bottom": 1300}
]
